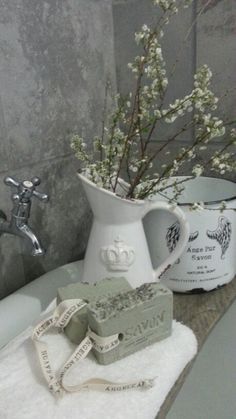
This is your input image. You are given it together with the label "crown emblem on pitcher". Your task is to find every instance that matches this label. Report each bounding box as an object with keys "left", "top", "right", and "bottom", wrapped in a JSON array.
[{"left": 100, "top": 236, "right": 135, "bottom": 272}]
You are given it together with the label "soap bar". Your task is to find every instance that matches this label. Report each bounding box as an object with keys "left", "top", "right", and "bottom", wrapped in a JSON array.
[
  {"left": 57, "top": 278, "right": 132, "bottom": 344},
  {"left": 87, "top": 283, "right": 173, "bottom": 365}
]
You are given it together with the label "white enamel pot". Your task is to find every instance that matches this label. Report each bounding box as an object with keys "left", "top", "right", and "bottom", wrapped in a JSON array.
[{"left": 144, "top": 176, "right": 236, "bottom": 293}]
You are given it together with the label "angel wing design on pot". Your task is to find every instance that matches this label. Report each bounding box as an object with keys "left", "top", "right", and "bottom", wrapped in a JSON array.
[
  {"left": 206, "top": 216, "right": 232, "bottom": 259},
  {"left": 166, "top": 221, "right": 199, "bottom": 263}
]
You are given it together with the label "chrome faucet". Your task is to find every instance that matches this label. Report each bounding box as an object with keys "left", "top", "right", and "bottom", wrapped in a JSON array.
[{"left": 0, "top": 176, "right": 49, "bottom": 256}]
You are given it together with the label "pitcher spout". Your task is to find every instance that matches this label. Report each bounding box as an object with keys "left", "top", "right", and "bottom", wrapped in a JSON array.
[{"left": 78, "top": 173, "right": 146, "bottom": 224}]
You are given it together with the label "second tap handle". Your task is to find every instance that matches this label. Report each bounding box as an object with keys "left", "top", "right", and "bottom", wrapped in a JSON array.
[
  {"left": 4, "top": 176, "right": 20, "bottom": 188},
  {"left": 32, "top": 190, "right": 49, "bottom": 202}
]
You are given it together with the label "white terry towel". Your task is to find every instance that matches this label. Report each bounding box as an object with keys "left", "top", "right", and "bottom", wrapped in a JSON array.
[{"left": 0, "top": 301, "right": 197, "bottom": 419}]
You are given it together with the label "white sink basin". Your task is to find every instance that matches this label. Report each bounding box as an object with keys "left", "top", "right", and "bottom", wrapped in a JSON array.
[{"left": 0, "top": 260, "right": 84, "bottom": 349}]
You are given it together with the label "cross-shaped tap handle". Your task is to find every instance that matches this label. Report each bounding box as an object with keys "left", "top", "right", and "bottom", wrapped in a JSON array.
[{"left": 4, "top": 176, "right": 49, "bottom": 203}]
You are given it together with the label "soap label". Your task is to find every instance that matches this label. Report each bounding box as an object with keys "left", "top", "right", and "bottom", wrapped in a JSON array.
[{"left": 124, "top": 310, "right": 165, "bottom": 342}]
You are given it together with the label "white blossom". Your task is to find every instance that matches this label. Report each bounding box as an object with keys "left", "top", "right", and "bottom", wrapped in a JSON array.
[
  {"left": 190, "top": 202, "right": 204, "bottom": 211},
  {"left": 192, "top": 164, "right": 204, "bottom": 177}
]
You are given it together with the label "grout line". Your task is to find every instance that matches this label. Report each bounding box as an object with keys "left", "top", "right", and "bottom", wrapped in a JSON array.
[
  {"left": 0, "top": 152, "right": 76, "bottom": 176},
  {"left": 192, "top": 0, "right": 197, "bottom": 146}
]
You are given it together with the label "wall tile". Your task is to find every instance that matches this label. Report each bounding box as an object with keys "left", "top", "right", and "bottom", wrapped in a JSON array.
[
  {"left": 0, "top": 96, "right": 9, "bottom": 173},
  {"left": 0, "top": 0, "right": 116, "bottom": 169},
  {"left": 196, "top": 0, "right": 236, "bottom": 127}
]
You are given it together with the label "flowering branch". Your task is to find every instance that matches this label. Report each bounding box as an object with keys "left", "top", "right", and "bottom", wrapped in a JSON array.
[{"left": 71, "top": 0, "right": 235, "bottom": 200}]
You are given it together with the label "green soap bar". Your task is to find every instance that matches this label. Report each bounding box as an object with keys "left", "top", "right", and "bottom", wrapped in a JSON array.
[
  {"left": 88, "top": 282, "right": 173, "bottom": 365},
  {"left": 57, "top": 278, "right": 132, "bottom": 344}
]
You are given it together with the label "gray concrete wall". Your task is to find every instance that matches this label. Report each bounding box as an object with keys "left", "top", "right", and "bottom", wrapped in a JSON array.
[
  {"left": 0, "top": 0, "right": 235, "bottom": 299},
  {"left": 194, "top": 0, "right": 236, "bottom": 181},
  {"left": 0, "top": 0, "right": 116, "bottom": 298}
]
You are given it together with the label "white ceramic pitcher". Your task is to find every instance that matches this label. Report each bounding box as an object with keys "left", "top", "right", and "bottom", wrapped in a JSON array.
[{"left": 79, "top": 174, "right": 189, "bottom": 288}]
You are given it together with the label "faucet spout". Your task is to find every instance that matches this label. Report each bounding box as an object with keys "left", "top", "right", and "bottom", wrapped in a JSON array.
[
  {"left": 0, "top": 176, "right": 49, "bottom": 256},
  {"left": 0, "top": 217, "right": 45, "bottom": 256},
  {"left": 17, "top": 223, "right": 45, "bottom": 256}
]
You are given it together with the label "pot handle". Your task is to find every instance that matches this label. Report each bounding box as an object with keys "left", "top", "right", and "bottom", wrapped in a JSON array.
[{"left": 143, "top": 201, "right": 190, "bottom": 281}]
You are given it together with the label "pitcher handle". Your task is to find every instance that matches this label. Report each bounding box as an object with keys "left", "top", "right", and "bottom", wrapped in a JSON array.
[{"left": 143, "top": 201, "right": 190, "bottom": 281}]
